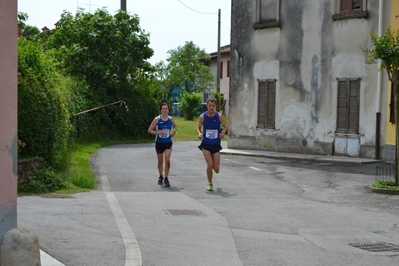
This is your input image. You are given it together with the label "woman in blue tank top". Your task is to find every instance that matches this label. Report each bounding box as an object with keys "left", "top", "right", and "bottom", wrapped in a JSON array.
[
  {"left": 196, "top": 98, "right": 228, "bottom": 191},
  {"left": 148, "top": 103, "right": 177, "bottom": 187}
]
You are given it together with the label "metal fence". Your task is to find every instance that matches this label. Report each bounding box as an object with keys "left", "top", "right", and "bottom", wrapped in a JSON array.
[{"left": 375, "top": 162, "right": 395, "bottom": 182}]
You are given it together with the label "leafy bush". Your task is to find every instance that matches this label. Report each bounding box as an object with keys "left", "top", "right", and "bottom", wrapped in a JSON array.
[
  {"left": 18, "top": 38, "right": 75, "bottom": 170},
  {"left": 180, "top": 92, "right": 202, "bottom": 120},
  {"left": 18, "top": 167, "right": 65, "bottom": 193}
]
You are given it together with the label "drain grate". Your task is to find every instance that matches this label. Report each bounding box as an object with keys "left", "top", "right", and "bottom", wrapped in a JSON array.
[
  {"left": 165, "top": 209, "right": 204, "bottom": 216},
  {"left": 349, "top": 242, "right": 399, "bottom": 252}
]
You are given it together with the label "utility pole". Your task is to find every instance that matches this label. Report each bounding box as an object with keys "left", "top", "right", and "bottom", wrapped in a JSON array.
[
  {"left": 216, "top": 9, "right": 221, "bottom": 94},
  {"left": 121, "top": 0, "right": 126, "bottom": 11}
]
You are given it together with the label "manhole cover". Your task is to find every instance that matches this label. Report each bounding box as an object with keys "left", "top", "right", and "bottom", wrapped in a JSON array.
[
  {"left": 39, "top": 194, "right": 74, "bottom": 199},
  {"left": 165, "top": 209, "right": 204, "bottom": 216},
  {"left": 349, "top": 242, "right": 399, "bottom": 252}
]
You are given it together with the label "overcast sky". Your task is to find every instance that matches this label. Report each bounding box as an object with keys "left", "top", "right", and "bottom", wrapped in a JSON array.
[{"left": 18, "top": 0, "right": 231, "bottom": 65}]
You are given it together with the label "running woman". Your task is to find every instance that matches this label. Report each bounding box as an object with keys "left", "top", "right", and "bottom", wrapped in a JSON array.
[
  {"left": 148, "top": 102, "right": 177, "bottom": 187},
  {"left": 197, "top": 98, "right": 228, "bottom": 191}
]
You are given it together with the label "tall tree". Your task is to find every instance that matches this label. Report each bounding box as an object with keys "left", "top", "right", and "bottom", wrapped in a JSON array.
[
  {"left": 47, "top": 8, "right": 153, "bottom": 93},
  {"left": 45, "top": 8, "right": 158, "bottom": 139},
  {"left": 363, "top": 27, "right": 399, "bottom": 185},
  {"left": 166, "top": 41, "right": 215, "bottom": 94}
]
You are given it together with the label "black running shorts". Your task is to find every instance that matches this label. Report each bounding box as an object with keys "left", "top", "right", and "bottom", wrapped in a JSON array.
[{"left": 155, "top": 142, "right": 173, "bottom": 154}]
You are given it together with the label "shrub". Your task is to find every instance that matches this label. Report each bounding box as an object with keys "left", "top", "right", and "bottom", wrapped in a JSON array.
[
  {"left": 180, "top": 92, "right": 202, "bottom": 120},
  {"left": 18, "top": 167, "right": 65, "bottom": 193}
]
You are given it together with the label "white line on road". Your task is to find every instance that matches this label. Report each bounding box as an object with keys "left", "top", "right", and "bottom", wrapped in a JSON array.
[
  {"left": 249, "top": 166, "right": 262, "bottom": 171},
  {"left": 100, "top": 167, "right": 142, "bottom": 266}
]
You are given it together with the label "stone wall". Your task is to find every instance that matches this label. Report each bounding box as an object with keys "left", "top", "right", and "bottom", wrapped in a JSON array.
[{"left": 17, "top": 158, "right": 44, "bottom": 185}]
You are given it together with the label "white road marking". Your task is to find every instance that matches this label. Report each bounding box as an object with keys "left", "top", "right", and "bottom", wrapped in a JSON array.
[
  {"left": 249, "top": 166, "right": 262, "bottom": 171},
  {"left": 100, "top": 167, "right": 142, "bottom": 266}
]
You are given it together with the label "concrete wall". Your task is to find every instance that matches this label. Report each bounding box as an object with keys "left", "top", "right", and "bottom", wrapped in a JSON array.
[
  {"left": 230, "top": 0, "right": 391, "bottom": 158},
  {"left": 0, "top": 0, "right": 18, "bottom": 247}
]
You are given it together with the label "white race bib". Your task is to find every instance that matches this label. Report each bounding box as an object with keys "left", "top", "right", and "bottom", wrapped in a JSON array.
[
  {"left": 205, "top": 129, "right": 218, "bottom": 139},
  {"left": 159, "top": 129, "right": 170, "bottom": 138}
]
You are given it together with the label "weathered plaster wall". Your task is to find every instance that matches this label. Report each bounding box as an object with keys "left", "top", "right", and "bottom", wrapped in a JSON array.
[
  {"left": 0, "top": 0, "right": 18, "bottom": 245},
  {"left": 230, "top": 0, "right": 390, "bottom": 157}
]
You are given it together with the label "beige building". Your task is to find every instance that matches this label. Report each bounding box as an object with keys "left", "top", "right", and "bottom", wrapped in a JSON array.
[
  {"left": 205, "top": 45, "right": 231, "bottom": 116},
  {"left": 229, "top": 0, "right": 392, "bottom": 159},
  {"left": 0, "top": 0, "right": 18, "bottom": 247}
]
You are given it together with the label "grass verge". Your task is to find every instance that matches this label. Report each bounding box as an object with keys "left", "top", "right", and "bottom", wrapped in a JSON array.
[{"left": 371, "top": 180, "right": 399, "bottom": 190}]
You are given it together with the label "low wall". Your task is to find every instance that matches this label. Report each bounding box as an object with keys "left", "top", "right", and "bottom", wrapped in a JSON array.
[{"left": 17, "top": 158, "right": 44, "bottom": 184}]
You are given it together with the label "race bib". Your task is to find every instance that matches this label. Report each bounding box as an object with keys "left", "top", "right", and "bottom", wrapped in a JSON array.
[
  {"left": 205, "top": 129, "right": 218, "bottom": 139},
  {"left": 159, "top": 129, "right": 170, "bottom": 138}
]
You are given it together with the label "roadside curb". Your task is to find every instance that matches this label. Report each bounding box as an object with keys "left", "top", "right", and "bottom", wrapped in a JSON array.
[{"left": 221, "top": 149, "right": 379, "bottom": 165}]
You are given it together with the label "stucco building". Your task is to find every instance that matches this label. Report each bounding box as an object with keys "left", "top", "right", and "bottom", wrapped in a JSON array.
[
  {"left": 229, "top": 0, "right": 392, "bottom": 158},
  {"left": 206, "top": 44, "right": 231, "bottom": 116},
  {"left": 0, "top": 0, "right": 18, "bottom": 250}
]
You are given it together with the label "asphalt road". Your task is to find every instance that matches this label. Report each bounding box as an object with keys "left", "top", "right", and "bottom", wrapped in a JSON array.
[{"left": 18, "top": 141, "right": 399, "bottom": 265}]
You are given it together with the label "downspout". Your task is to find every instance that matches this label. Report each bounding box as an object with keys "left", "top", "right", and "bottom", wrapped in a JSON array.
[{"left": 375, "top": 0, "right": 383, "bottom": 159}]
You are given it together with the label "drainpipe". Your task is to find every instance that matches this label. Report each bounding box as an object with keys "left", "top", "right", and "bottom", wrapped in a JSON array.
[{"left": 375, "top": 0, "right": 383, "bottom": 159}]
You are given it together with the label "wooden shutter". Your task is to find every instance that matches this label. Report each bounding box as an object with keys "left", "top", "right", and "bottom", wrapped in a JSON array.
[
  {"left": 266, "top": 80, "right": 276, "bottom": 128},
  {"left": 336, "top": 80, "right": 348, "bottom": 133},
  {"left": 227, "top": 60, "right": 230, "bottom": 77},
  {"left": 340, "top": 0, "right": 351, "bottom": 15},
  {"left": 352, "top": 0, "right": 362, "bottom": 12},
  {"left": 220, "top": 62, "right": 223, "bottom": 79},
  {"left": 258, "top": 81, "right": 267, "bottom": 128},
  {"left": 348, "top": 79, "right": 360, "bottom": 134},
  {"left": 258, "top": 80, "right": 276, "bottom": 129},
  {"left": 336, "top": 79, "right": 360, "bottom": 134}
]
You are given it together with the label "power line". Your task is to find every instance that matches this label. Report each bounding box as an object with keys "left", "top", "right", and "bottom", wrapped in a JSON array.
[{"left": 177, "top": 0, "right": 217, "bottom": 15}]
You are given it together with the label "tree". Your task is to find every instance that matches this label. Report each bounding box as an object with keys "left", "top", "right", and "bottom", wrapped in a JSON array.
[
  {"left": 45, "top": 8, "right": 158, "bottom": 139},
  {"left": 166, "top": 41, "right": 215, "bottom": 94},
  {"left": 363, "top": 27, "right": 399, "bottom": 185},
  {"left": 48, "top": 8, "right": 153, "bottom": 92}
]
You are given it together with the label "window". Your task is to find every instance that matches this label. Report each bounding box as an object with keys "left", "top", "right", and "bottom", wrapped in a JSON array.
[
  {"left": 258, "top": 79, "right": 276, "bottom": 129},
  {"left": 220, "top": 62, "right": 223, "bottom": 79},
  {"left": 333, "top": 0, "right": 368, "bottom": 20},
  {"left": 227, "top": 60, "right": 230, "bottom": 78},
  {"left": 254, "top": 0, "right": 280, "bottom": 29},
  {"left": 340, "top": 0, "right": 362, "bottom": 15},
  {"left": 336, "top": 78, "right": 360, "bottom": 134}
]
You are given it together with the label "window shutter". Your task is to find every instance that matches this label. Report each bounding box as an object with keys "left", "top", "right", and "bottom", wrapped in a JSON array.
[
  {"left": 258, "top": 81, "right": 267, "bottom": 128},
  {"left": 352, "top": 0, "right": 362, "bottom": 12},
  {"left": 220, "top": 62, "right": 223, "bottom": 79},
  {"left": 266, "top": 80, "right": 276, "bottom": 129},
  {"left": 347, "top": 79, "right": 360, "bottom": 134},
  {"left": 336, "top": 80, "right": 348, "bottom": 133},
  {"left": 227, "top": 60, "right": 230, "bottom": 78},
  {"left": 340, "top": 0, "right": 351, "bottom": 15}
]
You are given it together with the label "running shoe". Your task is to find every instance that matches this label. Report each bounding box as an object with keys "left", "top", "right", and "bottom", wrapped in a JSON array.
[
  {"left": 158, "top": 176, "right": 163, "bottom": 185},
  {"left": 207, "top": 183, "right": 213, "bottom": 191},
  {"left": 164, "top": 178, "right": 170, "bottom": 187}
]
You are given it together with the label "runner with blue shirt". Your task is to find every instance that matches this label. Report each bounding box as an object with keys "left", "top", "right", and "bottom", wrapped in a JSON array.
[
  {"left": 197, "top": 98, "right": 228, "bottom": 191},
  {"left": 148, "top": 103, "right": 177, "bottom": 187}
]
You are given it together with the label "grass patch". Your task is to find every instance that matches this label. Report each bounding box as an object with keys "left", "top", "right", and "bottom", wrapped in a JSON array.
[
  {"left": 173, "top": 116, "right": 200, "bottom": 141},
  {"left": 371, "top": 180, "right": 399, "bottom": 190}
]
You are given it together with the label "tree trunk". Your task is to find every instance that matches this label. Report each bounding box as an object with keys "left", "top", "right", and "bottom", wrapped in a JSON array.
[{"left": 395, "top": 82, "right": 399, "bottom": 186}]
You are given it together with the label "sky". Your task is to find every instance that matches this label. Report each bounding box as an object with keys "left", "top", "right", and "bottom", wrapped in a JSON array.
[{"left": 18, "top": 0, "right": 231, "bottom": 65}]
